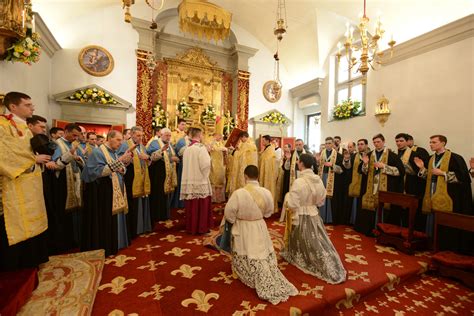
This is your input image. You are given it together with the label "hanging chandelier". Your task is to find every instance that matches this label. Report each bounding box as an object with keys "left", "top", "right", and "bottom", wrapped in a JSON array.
[
  {"left": 336, "top": 0, "right": 396, "bottom": 78},
  {"left": 274, "top": 0, "right": 287, "bottom": 41},
  {"left": 178, "top": 0, "right": 232, "bottom": 42},
  {"left": 122, "top": 0, "right": 164, "bottom": 26}
]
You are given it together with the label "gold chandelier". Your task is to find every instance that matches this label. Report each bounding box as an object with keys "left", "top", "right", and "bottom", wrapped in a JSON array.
[
  {"left": 336, "top": 0, "right": 396, "bottom": 78},
  {"left": 178, "top": 0, "right": 232, "bottom": 42}
]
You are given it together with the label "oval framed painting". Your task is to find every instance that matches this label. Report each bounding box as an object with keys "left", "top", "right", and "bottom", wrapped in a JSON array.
[
  {"left": 262, "top": 80, "right": 282, "bottom": 103},
  {"left": 78, "top": 45, "right": 114, "bottom": 77}
]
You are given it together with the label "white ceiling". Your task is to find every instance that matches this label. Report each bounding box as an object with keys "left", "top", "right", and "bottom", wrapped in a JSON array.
[{"left": 35, "top": 0, "right": 473, "bottom": 87}]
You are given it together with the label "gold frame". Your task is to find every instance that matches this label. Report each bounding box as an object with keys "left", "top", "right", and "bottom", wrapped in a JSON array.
[
  {"left": 262, "top": 80, "right": 282, "bottom": 103},
  {"left": 0, "top": 93, "right": 5, "bottom": 115},
  {"left": 78, "top": 45, "right": 114, "bottom": 77}
]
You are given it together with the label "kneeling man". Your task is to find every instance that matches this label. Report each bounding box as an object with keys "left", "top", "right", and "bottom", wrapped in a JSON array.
[{"left": 224, "top": 165, "right": 297, "bottom": 305}]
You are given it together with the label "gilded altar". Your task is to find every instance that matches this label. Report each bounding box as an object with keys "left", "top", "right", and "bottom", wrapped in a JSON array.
[
  {"left": 163, "top": 47, "right": 230, "bottom": 129},
  {"left": 0, "top": 0, "right": 27, "bottom": 56}
]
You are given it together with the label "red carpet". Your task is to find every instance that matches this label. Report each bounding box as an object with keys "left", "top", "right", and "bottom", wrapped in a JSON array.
[
  {"left": 93, "top": 207, "right": 474, "bottom": 315},
  {"left": 0, "top": 268, "right": 38, "bottom": 316}
]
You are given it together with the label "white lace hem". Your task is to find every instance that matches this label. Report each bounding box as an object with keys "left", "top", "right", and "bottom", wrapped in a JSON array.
[{"left": 180, "top": 183, "right": 212, "bottom": 200}]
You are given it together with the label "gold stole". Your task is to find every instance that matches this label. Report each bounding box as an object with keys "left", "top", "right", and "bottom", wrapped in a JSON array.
[
  {"left": 57, "top": 138, "right": 82, "bottom": 211},
  {"left": 289, "top": 151, "right": 298, "bottom": 189},
  {"left": 318, "top": 149, "right": 337, "bottom": 197},
  {"left": 412, "top": 145, "right": 418, "bottom": 152},
  {"left": 85, "top": 143, "right": 94, "bottom": 157},
  {"left": 243, "top": 184, "right": 266, "bottom": 214},
  {"left": 422, "top": 150, "right": 453, "bottom": 213},
  {"left": 127, "top": 140, "right": 151, "bottom": 198},
  {"left": 0, "top": 118, "right": 48, "bottom": 246},
  {"left": 210, "top": 140, "right": 226, "bottom": 186},
  {"left": 400, "top": 147, "right": 412, "bottom": 192},
  {"left": 158, "top": 139, "right": 177, "bottom": 194},
  {"left": 362, "top": 149, "right": 389, "bottom": 210},
  {"left": 99, "top": 145, "right": 128, "bottom": 215},
  {"left": 348, "top": 153, "right": 362, "bottom": 197}
]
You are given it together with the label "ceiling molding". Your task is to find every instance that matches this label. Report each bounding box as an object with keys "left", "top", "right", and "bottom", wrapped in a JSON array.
[
  {"left": 34, "top": 12, "right": 61, "bottom": 58},
  {"left": 382, "top": 14, "right": 473, "bottom": 66}
]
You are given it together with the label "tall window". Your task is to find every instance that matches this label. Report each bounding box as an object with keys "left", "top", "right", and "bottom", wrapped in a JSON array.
[
  {"left": 334, "top": 52, "right": 366, "bottom": 117},
  {"left": 306, "top": 113, "right": 321, "bottom": 153}
]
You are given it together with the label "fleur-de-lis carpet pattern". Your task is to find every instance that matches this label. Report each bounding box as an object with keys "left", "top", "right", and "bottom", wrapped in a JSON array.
[{"left": 93, "top": 207, "right": 474, "bottom": 315}]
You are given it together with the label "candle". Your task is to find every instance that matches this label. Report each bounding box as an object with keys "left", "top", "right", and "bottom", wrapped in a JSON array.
[
  {"left": 22, "top": 9, "right": 25, "bottom": 29},
  {"left": 32, "top": 14, "right": 35, "bottom": 33},
  {"left": 349, "top": 26, "right": 354, "bottom": 39},
  {"left": 337, "top": 42, "right": 342, "bottom": 54}
]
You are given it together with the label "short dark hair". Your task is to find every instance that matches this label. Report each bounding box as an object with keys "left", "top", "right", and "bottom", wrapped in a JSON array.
[
  {"left": 406, "top": 134, "right": 414, "bottom": 141},
  {"left": 372, "top": 133, "right": 385, "bottom": 141},
  {"left": 26, "top": 115, "right": 47, "bottom": 125},
  {"left": 107, "top": 130, "right": 122, "bottom": 140},
  {"left": 49, "top": 127, "right": 64, "bottom": 136},
  {"left": 395, "top": 133, "right": 408, "bottom": 140},
  {"left": 430, "top": 134, "right": 447, "bottom": 145},
  {"left": 239, "top": 131, "right": 249, "bottom": 138},
  {"left": 285, "top": 143, "right": 292, "bottom": 149},
  {"left": 334, "top": 136, "right": 341, "bottom": 140},
  {"left": 64, "top": 123, "right": 81, "bottom": 133},
  {"left": 3, "top": 92, "right": 31, "bottom": 110},
  {"left": 177, "top": 118, "right": 186, "bottom": 124},
  {"left": 97, "top": 135, "right": 105, "bottom": 140},
  {"left": 190, "top": 127, "right": 202, "bottom": 138},
  {"left": 325, "top": 137, "right": 334, "bottom": 142},
  {"left": 87, "top": 132, "right": 96, "bottom": 139},
  {"left": 154, "top": 127, "right": 161, "bottom": 134},
  {"left": 357, "top": 138, "right": 368, "bottom": 145},
  {"left": 123, "top": 128, "right": 130, "bottom": 134},
  {"left": 295, "top": 139, "right": 304, "bottom": 143},
  {"left": 348, "top": 141, "right": 356, "bottom": 147},
  {"left": 244, "top": 165, "right": 259, "bottom": 179},
  {"left": 262, "top": 135, "right": 271, "bottom": 142},
  {"left": 299, "top": 153, "right": 315, "bottom": 168}
]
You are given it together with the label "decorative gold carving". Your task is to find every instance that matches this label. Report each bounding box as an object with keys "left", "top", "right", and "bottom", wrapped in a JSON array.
[
  {"left": 175, "top": 47, "right": 217, "bottom": 68},
  {"left": 375, "top": 95, "right": 391, "bottom": 126}
]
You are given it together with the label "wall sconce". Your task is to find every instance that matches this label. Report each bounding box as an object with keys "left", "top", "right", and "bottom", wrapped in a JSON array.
[{"left": 375, "top": 95, "right": 390, "bottom": 126}]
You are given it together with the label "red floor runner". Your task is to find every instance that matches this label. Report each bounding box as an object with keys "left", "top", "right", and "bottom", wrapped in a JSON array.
[{"left": 93, "top": 207, "right": 474, "bottom": 315}]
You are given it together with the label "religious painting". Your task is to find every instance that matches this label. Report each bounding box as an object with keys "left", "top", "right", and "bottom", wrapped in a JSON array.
[
  {"left": 224, "top": 127, "right": 243, "bottom": 148},
  {"left": 78, "top": 45, "right": 114, "bottom": 77},
  {"left": 262, "top": 80, "right": 282, "bottom": 103},
  {"left": 282, "top": 137, "right": 296, "bottom": 150}
]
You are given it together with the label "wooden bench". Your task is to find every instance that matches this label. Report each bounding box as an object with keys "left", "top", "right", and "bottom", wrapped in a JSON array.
[
  {"left": 431, "top": 211, "right": 474, "bottom": 288},
  {"left": 375, "top": 191, "right": 429, "bottom": 254}
]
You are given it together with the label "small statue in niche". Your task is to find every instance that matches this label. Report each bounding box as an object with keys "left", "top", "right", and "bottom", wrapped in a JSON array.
[{"left": 188, "top": 82, "right": 204, "bottom": 103}]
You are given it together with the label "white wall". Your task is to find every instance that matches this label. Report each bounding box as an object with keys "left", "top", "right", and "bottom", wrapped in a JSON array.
[
  {"left": 36, "top": 5, "right": 139, "bottom": 128},
  {"left": 0, "top": 53, "right": 61, "bottom": 122},
  {"left": 319, "top": 36, "right": 473, "bottom": 163},
  {"left": 230, "top": 24, "right": 294, "bottom": 136}
]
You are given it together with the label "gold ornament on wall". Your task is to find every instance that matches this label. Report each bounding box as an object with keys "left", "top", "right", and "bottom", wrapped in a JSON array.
[
  {"left": 78, "top": 45, "right": 114, "bottom": 77},
  {"left": 0, "top": 93, "right": 5, "bottom": 115},
  {"left": 375, "top": 95, "right": 391, "bottom": 126}
]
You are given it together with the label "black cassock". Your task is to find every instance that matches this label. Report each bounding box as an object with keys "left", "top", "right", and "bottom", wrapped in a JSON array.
[
  {"left": 47, "top": 169, "right": 77, "bottom": 254},
  {"left": 432, "top": 152, "right": 473, "bottom": 255},
  {"left": 81, "top": 177, "right": 119, "bottom": 257},
  {"left": 123, "top": 162, "right": 139, "bottom": 241},
  {"left": 340, "top": 153, "right": 356, "bottom": 226},
  {"left": 398, "top": 147, "right": 430, "bottom": 230},
  {"left": 148, "top": 159, "right": 170, "bottom": 223},
  {"left": 354, "top": 150, "right": 405, "bottom": 236}
]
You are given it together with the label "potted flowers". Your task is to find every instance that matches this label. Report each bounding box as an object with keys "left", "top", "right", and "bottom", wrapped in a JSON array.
[
  {"left": 176, "top": 99, "right": 192, "bottom": 119},
  {"left": 333, "top": 98, "right": 361, "bottom": 120}
]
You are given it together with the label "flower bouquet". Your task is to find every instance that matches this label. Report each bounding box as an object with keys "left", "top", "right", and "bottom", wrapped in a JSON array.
[
  {"left": 177, "top": 99, "right": 192, "bottom": 119},
  {"left": 201, "top": 104, "right": 217, "bottom": 122},
  {"left": 152, "top": 102, "right": 168, "bottom": 128},
  {"left": 68, "top": 88, "right": 118, "bottom": 105},
  {"left": 261, "top": 111, "right": 287, "bottom": 124},
  {"left": 333, "top": 98, "right": 361, "bottom": 120}
]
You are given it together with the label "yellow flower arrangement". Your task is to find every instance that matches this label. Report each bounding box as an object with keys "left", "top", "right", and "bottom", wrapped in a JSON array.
[
  {"left": 68, "top": 88, "right": 118, "bottom": 105},
  {"left": 333, "top": 99, "right": 361, "bottom": 120},
  {"left": 261, "top": 111, "right": 287, "bottom": 124}
]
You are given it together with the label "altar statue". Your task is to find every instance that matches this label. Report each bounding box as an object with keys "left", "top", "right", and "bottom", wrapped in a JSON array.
[{"left": 188, "top": 83, "right": 204, "bottom": 103}]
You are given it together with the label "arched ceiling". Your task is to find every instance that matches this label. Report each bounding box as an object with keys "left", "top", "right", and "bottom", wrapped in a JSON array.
[{"left": 35, "top": 0, "right": 473, "bottom": 87}]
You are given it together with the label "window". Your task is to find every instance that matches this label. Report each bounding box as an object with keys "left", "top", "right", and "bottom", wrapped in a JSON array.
[
  {"left": 306, "top": 113, "right": 321, "bottom": 153},
  {"left": 333, "top": 52, "right": 366, "bottom": 119}
]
